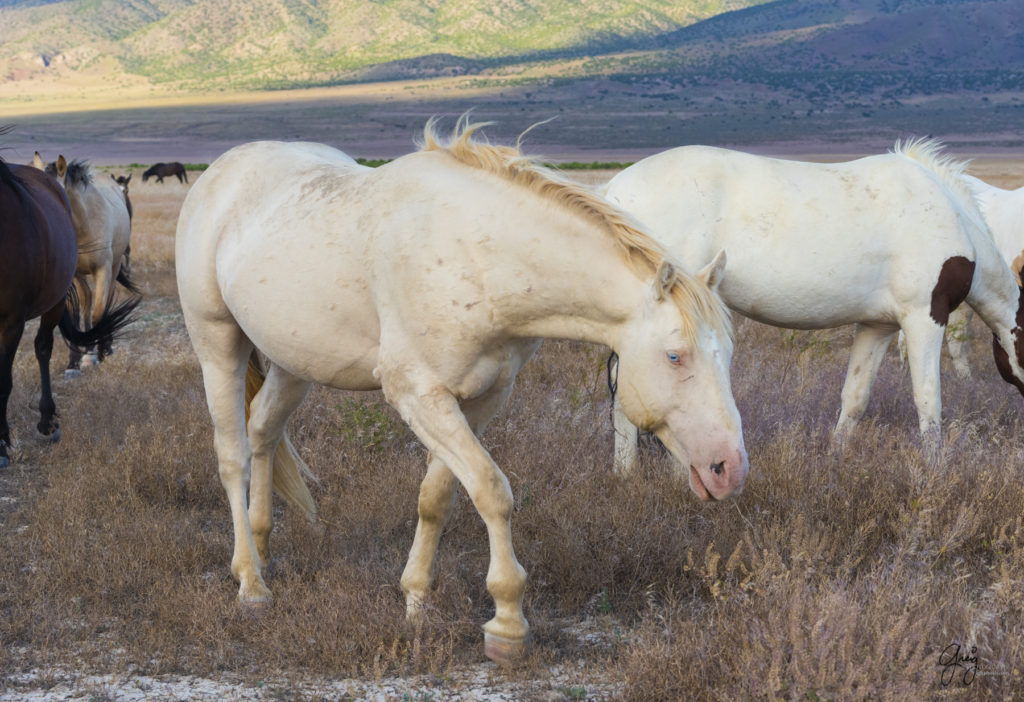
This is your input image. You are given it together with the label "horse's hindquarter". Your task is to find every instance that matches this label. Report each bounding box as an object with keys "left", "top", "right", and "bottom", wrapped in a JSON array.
[
  {"left": 179, "top": 143, "right": 385, "bottom": 390},
  {"left": 609, "top": 147, "right": 975, "bottom": 328},
  {"left": 69, "top": 181, "right": 130, "bottom": 274},
  {"left": 0, "top": 166, "right": 77, "bottom": 317}
]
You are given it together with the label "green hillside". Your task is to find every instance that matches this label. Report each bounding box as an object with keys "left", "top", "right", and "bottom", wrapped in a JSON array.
[{"left": 0, "top": 0, "right": 769, "bottom": 90}]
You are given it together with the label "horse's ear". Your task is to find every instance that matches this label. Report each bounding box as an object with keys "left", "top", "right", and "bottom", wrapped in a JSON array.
[
  {"left": 56, "top": 156, "right": 67, "bottom": 179},
  {"left": 654, "top": 259, "right": 676, "bottom": 301},
  {"left": 32, "top": 152, "right": 44, "bottom": 170},
  {"left": 125, "top": 173, "right": 131, "bottom": 185},
  {"left": 110, "top": 173, "right": 117, "bottom": 182},
  {"left": 697, "top": 250, "right": 727, "bottom": 291}
]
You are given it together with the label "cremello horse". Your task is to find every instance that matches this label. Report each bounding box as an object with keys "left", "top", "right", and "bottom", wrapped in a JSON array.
[
  {"left": 604, "top": 140, "right": 1024, "bottom": 472},
  {"left": 899, "top": 174, "right": 1024, "bottom": 378},
  {"left": 33, "top": 153, "right": 135, "bottom": 373},
  {"left": 176, "top": 121, "right": 748, "bottom": 663}
]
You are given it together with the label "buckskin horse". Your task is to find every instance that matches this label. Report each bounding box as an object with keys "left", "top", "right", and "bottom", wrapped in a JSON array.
[{"left": 33, "top": 153, "right": 137, "bottom": 373}]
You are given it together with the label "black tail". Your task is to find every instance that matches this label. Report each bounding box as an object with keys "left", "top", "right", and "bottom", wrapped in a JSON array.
[
  {"left": 58, "top": 285, "right": 140, "bottom": 351},
  {"left": 116, "top": 258, "right": 141, "bottom": 295}
]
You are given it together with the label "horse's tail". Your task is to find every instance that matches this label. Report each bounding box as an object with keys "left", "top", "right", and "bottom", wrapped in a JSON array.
[
  {"left": 245, "top": 352, "right": 317, "bottom": 521},
  {"left": 116, "top": 254, "right": 141, "bottom": 295},
  {"left": 58, "top": 283, "right": 139, "bottom": 352}
]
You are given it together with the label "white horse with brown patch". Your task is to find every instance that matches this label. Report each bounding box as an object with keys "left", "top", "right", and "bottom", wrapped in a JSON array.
[
  {"left": 175, "top": 121, "right": 747, "bottom": 663},
  {"left": 604, "top": 140, "right": 1024, "bottom": 472},
  {"left": 33, "top": 153, "right": 135, "bottom": 373},
  {"left": 902, "top": 174, "right": 1024, "bottom": 378}
]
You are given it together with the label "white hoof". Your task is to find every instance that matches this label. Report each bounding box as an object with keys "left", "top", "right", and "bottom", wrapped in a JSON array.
[
  {"left": 64, "top": 368, "right": 82, "bottom": 379},
  {"left": 81, "top": 353, "right": 100, "bottom": 369}
]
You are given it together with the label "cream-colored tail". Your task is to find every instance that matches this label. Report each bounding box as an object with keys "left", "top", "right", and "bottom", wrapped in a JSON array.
[{"left": 245, "top": 352, "right": 318, "bottom": 521}]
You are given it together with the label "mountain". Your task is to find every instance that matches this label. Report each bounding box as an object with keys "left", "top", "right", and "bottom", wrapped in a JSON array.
[
  {"left": 0, "top": 0, "right": 770, "bottom": 91},
  {"left": 2, "top": 0, "right": 1022, "bottom": 154}
]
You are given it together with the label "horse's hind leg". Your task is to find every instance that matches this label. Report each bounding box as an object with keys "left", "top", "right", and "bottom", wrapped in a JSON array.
[
  {"left": 0, "top": 321, "right": 26, "bottom": 468},
  {"left": 834, "top": 323, "right": 897, "bottom": 443},
  {"left": 189, "top": 320, "right": 269, "bottom": 603},
  {"left": 66, "top": 277, "right": 91, "bottom": 376},
  {"left": 246, "top": 360, "right": 311, "bottom": 565},
  {"left": 34, "top": 304, "right": 63, "bottom": 440},
  {"left": 90, "top": 268, "right": 114, "bottom": 363}
]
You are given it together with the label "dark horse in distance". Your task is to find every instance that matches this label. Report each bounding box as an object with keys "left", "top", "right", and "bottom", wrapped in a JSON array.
[
  {"left": 0, "top": 156, "right": 139, "bottom": 468},
  {"left": 142, "top": 161, "right": 188, "bottom": 184}
]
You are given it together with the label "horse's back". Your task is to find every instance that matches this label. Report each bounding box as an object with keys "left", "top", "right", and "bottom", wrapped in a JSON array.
[{"left": 606, "top": 145, "right": 983, "bottom": 326}]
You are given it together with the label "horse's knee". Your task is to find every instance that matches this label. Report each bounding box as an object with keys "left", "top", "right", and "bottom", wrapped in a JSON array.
[{"left": 470, "top": 474, "right": 514, "bottom": 523}]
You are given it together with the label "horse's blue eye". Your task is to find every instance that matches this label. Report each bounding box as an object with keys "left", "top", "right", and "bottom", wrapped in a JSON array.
[{"left": 667, "top": 352, "right": 680, "bottom": 364}]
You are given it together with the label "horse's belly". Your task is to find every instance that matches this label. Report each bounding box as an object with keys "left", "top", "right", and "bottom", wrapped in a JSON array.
[
  {"left": 722, "top": 277, "right": 894, "bottom": 329},
  {"left": 223, "top": 270, "right": 382, "bottom": 390}
]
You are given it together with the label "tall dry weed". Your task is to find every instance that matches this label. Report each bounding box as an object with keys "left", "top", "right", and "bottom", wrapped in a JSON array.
[{"left": 1, "top": 171, "right": 1023, "bottom": 700}]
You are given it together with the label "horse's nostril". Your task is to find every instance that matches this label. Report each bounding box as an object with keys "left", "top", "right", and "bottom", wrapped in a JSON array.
[{"left": 710, "top": 461, "right": 724, "bottom": 476}]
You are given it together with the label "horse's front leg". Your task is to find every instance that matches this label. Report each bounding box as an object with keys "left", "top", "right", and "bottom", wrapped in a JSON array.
[
  {"left": 401, "top": 380, "right": 516, "bottom": 622},
  {"left": 401, "top": 452, "right": 458, "bottom": 619},
  {"left": 834, "top": 323, "right": 897, "bottom": 445},
  {"left": 34, "top": 305, "right": 64, "bottom": 440},
  {"left": 900, "top": 314, "right": 946, "bottom": 452},
  {"left": 384, "top": 374, "right": 528, "bottom": 664}
]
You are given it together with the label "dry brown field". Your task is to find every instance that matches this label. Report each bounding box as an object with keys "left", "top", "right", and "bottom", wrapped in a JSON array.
[{"left": 2, "top": 157, "right": 1024, "bottom": 700}]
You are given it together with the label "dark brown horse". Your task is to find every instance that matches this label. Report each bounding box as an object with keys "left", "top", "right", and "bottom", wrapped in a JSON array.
[
  {"left": 141, "top": 161, "right": 187, "bottom": 184},
  {"left": 0, "top": 156, "right": 139, "bottom": 468}
]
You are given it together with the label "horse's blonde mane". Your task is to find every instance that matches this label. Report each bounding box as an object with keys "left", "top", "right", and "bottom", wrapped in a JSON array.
[
  {"left": 892, "top": 138, "right": 989, "bottom": 236},
  {"left": 419, "top": 117, "right": 732, "bottom": 343}
]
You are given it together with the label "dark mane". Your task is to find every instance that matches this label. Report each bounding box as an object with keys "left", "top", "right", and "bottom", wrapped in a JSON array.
[
  {"left": 45, "top": 159, "right": 93, "bottom": 189},
  {"left": 0, "top": 156, "right": 16, "bottom": 188}
]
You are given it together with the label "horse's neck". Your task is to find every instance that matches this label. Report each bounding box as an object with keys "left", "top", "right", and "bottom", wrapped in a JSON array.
[{"left": 484, "top": 206, "right": 646, "bottom": 348}]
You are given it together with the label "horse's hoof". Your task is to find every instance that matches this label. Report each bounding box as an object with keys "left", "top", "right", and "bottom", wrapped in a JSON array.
[
  {"left": 81, "top": 354, "right": 100, "bottom": 369},
  {"left": 37, "top": 427, "right": 61, "bottom": 444},
  {"left": 484, "top": 632, "right": 529, "bottom": 665},
  {"left": 64, "top": 369, "right": 82, "bottom": 379},
  {"left": 238, "top": 581, "right": 273, "bottom": 608}
]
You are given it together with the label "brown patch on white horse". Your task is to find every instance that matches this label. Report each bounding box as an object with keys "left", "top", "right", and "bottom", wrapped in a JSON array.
[{"left": 929, "top": 256, "right": 975, "bottom": 326}]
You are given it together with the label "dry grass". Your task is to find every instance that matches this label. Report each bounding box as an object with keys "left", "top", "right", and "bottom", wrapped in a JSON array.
[{"left": 2, "top": 165, "right": 1024, "bottom": 700}]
